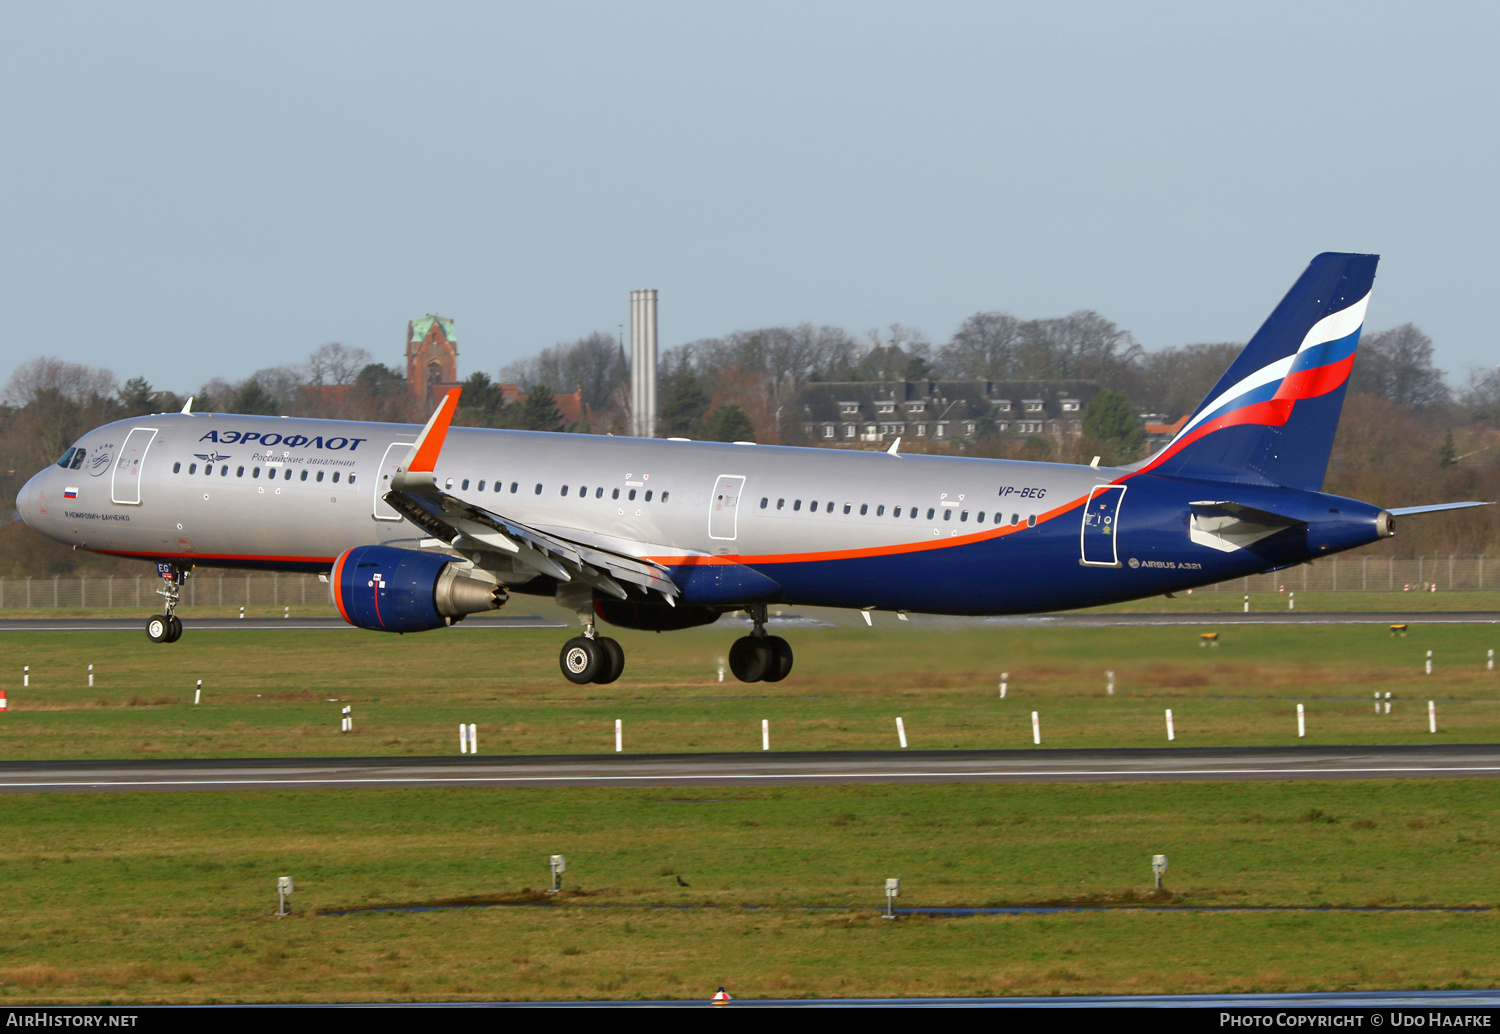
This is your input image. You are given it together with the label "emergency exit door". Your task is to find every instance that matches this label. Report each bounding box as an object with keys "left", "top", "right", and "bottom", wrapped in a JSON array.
[
  {"left": 708, "top": 475, "right": 746, "bottom": 541},
  {"left": 1080, "top": 484, "right": 1125, "bottom": 567}
]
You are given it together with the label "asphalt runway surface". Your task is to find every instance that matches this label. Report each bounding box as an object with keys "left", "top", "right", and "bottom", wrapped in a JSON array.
[{"left": 3, "top": 743, "right": 1499, "bottom": 794}]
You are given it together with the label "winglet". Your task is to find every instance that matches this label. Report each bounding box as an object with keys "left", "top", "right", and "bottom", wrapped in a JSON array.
[{"left": 405, "top": 389, "right": 462, "bottom": 474}]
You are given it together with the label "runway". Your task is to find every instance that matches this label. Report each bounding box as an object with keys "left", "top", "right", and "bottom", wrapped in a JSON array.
[
  {"left": 0, "top": 614, "right": 567, "bottom": 632},
  {"left": 4, "top": 743, "right": 1500, "bottom": 793}
]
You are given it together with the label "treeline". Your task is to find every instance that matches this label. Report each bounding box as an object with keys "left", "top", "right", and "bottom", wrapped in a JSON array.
[{"left": 1, "top": 306, "right": 1497, "bottom": 575}]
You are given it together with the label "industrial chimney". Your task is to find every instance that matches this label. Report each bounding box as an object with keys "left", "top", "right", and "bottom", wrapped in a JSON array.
[{"left": 629, "top": 289, "right": 658, "bottom": 438}]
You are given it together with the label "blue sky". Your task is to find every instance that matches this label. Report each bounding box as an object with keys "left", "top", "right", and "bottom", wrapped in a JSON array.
[{"left": 2, "top": 2, "right": 1496, "bottom": 394}]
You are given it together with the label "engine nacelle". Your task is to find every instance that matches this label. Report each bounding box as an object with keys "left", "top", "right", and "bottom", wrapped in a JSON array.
[
  {"left": 331, "top": 545, "right": 505, "bottom": 632},
  {"left": 594, "top": 597, "right": 721, "bottom": 632}
]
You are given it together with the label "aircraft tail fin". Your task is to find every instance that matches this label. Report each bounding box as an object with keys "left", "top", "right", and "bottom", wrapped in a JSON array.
[{"left": 1133, "top": 252, "right": 1378, "bottom": 490}]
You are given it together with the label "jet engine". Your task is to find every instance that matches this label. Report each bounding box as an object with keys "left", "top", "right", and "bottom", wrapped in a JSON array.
[{"left": 331, "top": 544, "right": 505, "bottom": 632}]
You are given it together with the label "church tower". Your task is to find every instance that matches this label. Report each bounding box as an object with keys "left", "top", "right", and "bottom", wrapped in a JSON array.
[{"left": 406, "top": 315, "right": 459, "bottom": 406}]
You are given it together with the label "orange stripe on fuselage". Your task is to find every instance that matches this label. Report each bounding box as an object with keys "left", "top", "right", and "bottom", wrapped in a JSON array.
[{"left": 644, "top": 492, "right": 1090, "bottom": 567}]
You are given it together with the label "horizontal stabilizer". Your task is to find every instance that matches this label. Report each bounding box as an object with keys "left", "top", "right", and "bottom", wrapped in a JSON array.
[
  {"left": 1188, "top": 499, "right": 1304, "bottom": 554},
  {"left": 1189, "top": 500, "right": 1306, "bottom": 528},
  {"left": 1388, "top": 501, "right": 1494, "bottom": 517}
]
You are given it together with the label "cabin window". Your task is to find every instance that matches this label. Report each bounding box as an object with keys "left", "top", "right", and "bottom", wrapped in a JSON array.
[
  {"left": 960, "top": 510, "right": 969, "bottom": 522},
  {"left": 628, "top": 489, "right": 637, "bottom": 501},
  {"left": 876, "top": 505, "right": 885, "bottom": 516},
  {"left": 645, "top": 490, "right": 653, "bottom": 502},
  {"left": 510, "top": 482, "right": 519, "bottom": 493},
  {"left": 478, "top": 480, "right": 486, "bottom": 491},
  {"left": 204, "top": 465, "right": 213, "bottom": 477},
  {"left": 926, "top": 508, "right": 935, "bottom": 520},
  {"left": 811, "top": 500, "right": 819, "bottom": 512},
  {"left": 172, "top": 461, "right": 181, "bottom": 473},
  {"left": 910, "top": 507, "right": 918, "bottom": 519},
  {"left": 595, "top": 487, "right": 604, "bottom": 498},
  {"left": 825, "top": 501, "right": 834, "bottom": 513},
  {"left": 843, "top": 503, "right": 852, "bottom": 515},
  {"left": 188, "top": 463, "right": 197, "bottom": 474},
  {"left": 760, "top": 497, "right": 768, "bottom": 509},
  {"left": 462, "top": 479, "right": 470, "bottom": 490},
  {"left": 216, "top": 465, "right": 225, "bottom": 476},
  {"left": 1012, "top": 513, "right": 1020, "bottom": 525},
  {"left": 348, "top": 474, "right": 355, "bottom": 484},
  {"left": 535, "top": 483, "right": 543, "bottom": 495},
  {"left": 794, "top": 500, "right": 802, "bottom": 511},
  {"left": 332, "top": 472, "right": 340, "bottom": 483},
  {"left": 300, "top": 470, "right": 308, "bottom": 481},
  {"left": 944, "top": 509, "right": 952, "bottom": 521},
  {"left": 316, "top": 471, "right": 324, "bottom": 483},
  {"left": 1028, "top": 514, "right": 1037, "bottom": 528},
  {"left": 893, "top": 506, "right": 901, "bottom": 517},
  {"left": 495, "top": 481, "right": 503, "bottom": 492},
  {"left": 284, "top": 468, "right": 292, "bottom": 480},
  {"left": 252, "top": 467, "right": 261, "bottom": 478},
  {"left": 661, "top": 491, "right": 669, "bottom": 503},
  {"left": 777, "top": 498, "right": 785, "bottom": 510},
  {"left": 579, "top": 486, "right": 588, "bottom": 497},
  {"left": 977, "top": 511, "right": 986, "bottom": 524},
  {"left": 859, "top": 504, "right": 868, "bottom": 516},
  {"left": 561, "top": 485, "right": 570, "bottom": 496},
  {"left": 612, "top": 488, "right": 620, "bottom": 500}
]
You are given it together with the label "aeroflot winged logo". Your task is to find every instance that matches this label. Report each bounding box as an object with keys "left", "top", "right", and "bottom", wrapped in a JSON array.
[
  {"left": 198, "top": 430, "right": 369, "bottom": 451},
  {"left": 194, "top": 452, "right": 232, "bottom": 463},
  {"left": 1140, "top": 291, "right": 1370, "bottom": 474}
]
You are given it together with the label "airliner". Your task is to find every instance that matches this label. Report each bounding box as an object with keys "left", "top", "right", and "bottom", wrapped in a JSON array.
[{"left": 15, "top": 253, "right": 1487, "bottom": 684}]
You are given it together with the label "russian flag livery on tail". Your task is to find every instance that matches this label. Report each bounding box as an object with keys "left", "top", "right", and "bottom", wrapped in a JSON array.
[
  {"left": 1135, "top": 252, "right": 1376, "bottom": 490},
  {"left": 14, "top": 254, "right": 1491, "bottom": 684}
]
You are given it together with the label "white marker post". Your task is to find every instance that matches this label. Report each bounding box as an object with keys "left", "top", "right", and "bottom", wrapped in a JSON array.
[
  {"left": 22, "top": 667, "right": 27, "bottom": 688},
  {"left": 88, "top": 665, "right": 93, "bottom": 688},
  {"left": 1289, "top": 592, "right": 1295, "bottom": 612},
  {"left": 341, "top": 705, "right": 351, "bottom": 733},
  {"left": 999, "top": 672, "right": 1008, "bottom": 699},
  {"left": 896, "top": 717, "right": 907, "bottom": 748},
  {"left": 1385, "top": 692, "right": 1391, "bottom": 715},
  {"left": 1426, "top": 650, "right": 1433, "bottom": 676},
  {"left": 1374, "top": 691, "right": 1380, "bottom": 716},
  {"left": 1490, "top": 649, "right": 1495, "bottom": 672},
  {"left": 1165, "top": 708, "right": 1175, "bottom": 742},
  {"left": 717, "top": 660, "right": 725, "bottom": 683},
  {"left": 239, "top": 607, "right": 244, "bottom": 619},
  {"left": 615, "top": 719, "right": 622, "bottom": 753},
  {"left": 1031, "top": 711, "right": 1041, "bottom": 745},
  {"left": 1106, "top": 670, "right": 1115, "bottom": 696},
  {"left": 1243, "top": 595, "right": 1250, "bottom": 614},
  {"left": 0, "top": 689, "right": 8, "bottom": 711},
  {"left": 1429, "top": 700, "right": 1437, "bottom": 734},
  {"left": 459, "top": 724, "right": 469, "bottom": 754},
  {"left": 194, "top": 680, "right": 201, "bottom": 705},
  {"left": 1297, "top": 703, "right": 1306, "bottom": 738},
  {"left": 762, "top": 719, "right": 769, "bottom": 752},
  {"left": 468, "top": 723, "right": 477, "bottom": 753}
]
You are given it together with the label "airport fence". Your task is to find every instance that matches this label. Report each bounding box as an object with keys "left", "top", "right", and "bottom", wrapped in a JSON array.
[{"left": 0, "top": 555, "right": 1495, "bottom": 610}]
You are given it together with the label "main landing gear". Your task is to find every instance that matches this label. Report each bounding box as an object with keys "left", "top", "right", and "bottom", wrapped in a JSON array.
[
  {"left": 727, "top": 604, "right": 793, "bottom": 684},
  {"left": 559, "top": 613, "right": 625, "bottom": 686},
  {"left": 145, "top": 563, "right": 187, "bottom": 643}
]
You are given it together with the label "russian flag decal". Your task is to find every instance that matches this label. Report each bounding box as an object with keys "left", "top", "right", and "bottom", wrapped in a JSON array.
[{"left": 63, "top": 487, "right": 78, "bottom": 499}]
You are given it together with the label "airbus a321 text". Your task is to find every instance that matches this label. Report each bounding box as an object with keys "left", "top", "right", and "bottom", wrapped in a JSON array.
[{"left": 17, "top": 254, "right": 1490, "bottom": 684}]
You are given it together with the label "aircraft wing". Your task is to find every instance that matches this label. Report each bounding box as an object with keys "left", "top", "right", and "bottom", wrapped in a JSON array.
[{"left": 382, "top": 390, "right": 679, "bottom": 602}]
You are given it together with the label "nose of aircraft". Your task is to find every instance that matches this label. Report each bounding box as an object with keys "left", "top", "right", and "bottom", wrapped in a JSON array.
[{"left": 15, "top": 468, "right": 47, "bottom": 530}]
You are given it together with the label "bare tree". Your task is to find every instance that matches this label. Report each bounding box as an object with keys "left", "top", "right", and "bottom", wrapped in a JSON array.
[
  {"left": 2, "top": 358, "right": 118, "bottom": 408},
  {"left": 307, "top": 343, "right": 372, "bottom": 386},
  {"left": 1349, "top": 324, "right": 1450, "bottom": 411}
]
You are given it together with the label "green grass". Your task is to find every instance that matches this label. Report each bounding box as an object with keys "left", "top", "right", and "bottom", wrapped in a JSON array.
[
  {"left": 1, "top": 781, "right": 1499, "bottom": 1002},
  {"left": 0, "top": 622, "right": 1496, "bottom": 758}
]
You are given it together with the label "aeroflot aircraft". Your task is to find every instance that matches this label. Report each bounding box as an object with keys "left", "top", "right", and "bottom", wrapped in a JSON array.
[{"left": 16, "top": 253, "right": 1489, "bottom": 684}]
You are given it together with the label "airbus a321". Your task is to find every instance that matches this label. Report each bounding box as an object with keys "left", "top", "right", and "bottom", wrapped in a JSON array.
[{"left": 16, "top": 253, "right": 1488, "bottom": 684}]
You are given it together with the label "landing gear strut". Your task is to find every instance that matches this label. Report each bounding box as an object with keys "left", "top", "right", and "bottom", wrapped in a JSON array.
[
  {"left": 559, "top": 610, "right": 625, "bottom": 686},
  {"left": 728, "top": 604, "right": 793, "bottom": 683},
  {"left": 146, "top": 562, "right": 187, "bottom": 643}
]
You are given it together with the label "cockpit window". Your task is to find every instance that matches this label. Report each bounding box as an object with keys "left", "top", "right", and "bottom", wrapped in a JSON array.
[
  {"left": 56, "top": 448, "right": 77, "bottom": 469},
  {"left": 71, "top": 450, "right": 85, "bottom": 470}
]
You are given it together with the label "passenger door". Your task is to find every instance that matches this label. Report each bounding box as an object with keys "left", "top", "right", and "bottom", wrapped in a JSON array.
[
  {"left": 1080, "top": 485, "right": 1125, "bottom": 567},
  {"left": 708, "top": 475, "right": 747, "bottom": 541}
]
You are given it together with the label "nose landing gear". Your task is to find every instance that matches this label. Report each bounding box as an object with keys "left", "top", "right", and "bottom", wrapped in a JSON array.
[
  {"left": 728, "top": 604, "right": 793, "bottom": 683},
  {"left": 146, "top": 562, "right": 188, "bottom": 643}
]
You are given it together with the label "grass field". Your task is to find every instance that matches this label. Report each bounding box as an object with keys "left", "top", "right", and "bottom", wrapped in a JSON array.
[
  {"left": 1, "top": 780, "right": 1499, "bottom": 1003},
  {"left": 0, "top": 618, "right": 1495, "bottom": 758},
  {"left": 1, "top": 615, "right": 1498, "bottom": 1002}
]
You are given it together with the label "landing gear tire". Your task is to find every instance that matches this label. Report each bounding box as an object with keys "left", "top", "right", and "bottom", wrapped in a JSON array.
[
  {"left": 165, "top": 615, "right": 183, "bottom": 643},
  {"left": 729, "top": 635, "right": 773, "bottom": 683},
  {"left": 146, "top": 616, "right": 171, "bottom": 643},
  {"left": 594, "top": 637, "right": 625, "bottom": 685},
  {"left": 560, "top": 637, "right": 604, "bottom": 684},
  {"left": 762, "top": 635, "right": 793, "bottom": 682}
]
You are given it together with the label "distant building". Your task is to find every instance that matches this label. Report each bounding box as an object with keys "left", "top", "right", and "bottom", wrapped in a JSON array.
[
  {"left": 407, "top": 315, "right": 460, "bottom": 406},
  {"left": 1142, "top": 413, "right": 1189, "bottom": 451},
  {"left": 799, "top": 380, "right": 1102, "bottom": 445}
]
